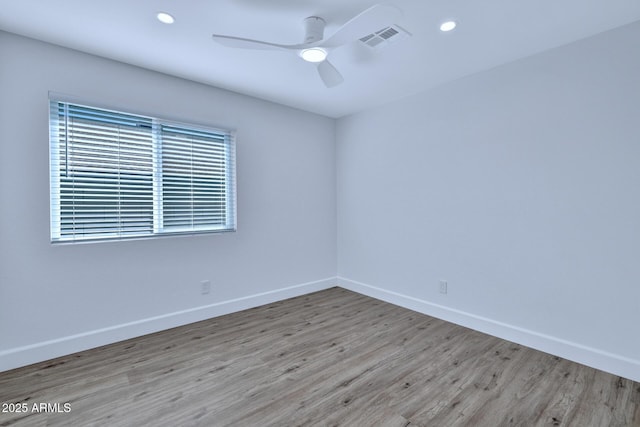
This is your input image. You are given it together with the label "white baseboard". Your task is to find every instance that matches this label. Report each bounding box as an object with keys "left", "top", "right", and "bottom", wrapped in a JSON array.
[
  {"left": 4, "top": 276, "right": 639, "bottom": 383},
  {"left": 0, "top": 277, "right": 337, "bottom": 373},
  {"left": 337, "top": 276, "right": 640, "bottom": 383}
]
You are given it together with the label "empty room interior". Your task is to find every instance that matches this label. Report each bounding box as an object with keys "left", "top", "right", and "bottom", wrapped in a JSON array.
[{"left": 1, "top": 1, "right": 640, "bottom": 425}]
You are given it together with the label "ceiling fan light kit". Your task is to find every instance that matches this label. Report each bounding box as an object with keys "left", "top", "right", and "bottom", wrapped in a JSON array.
[
  {"left": 211, "top": 4, "right": 404, "bottom": 88},
  {"left": 300, "top": 48, "right": 327, "bottom": 63}
]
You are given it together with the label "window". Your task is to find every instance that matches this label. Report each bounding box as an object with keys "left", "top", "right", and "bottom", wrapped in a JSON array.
[{"left": 49, "top": 99, "right": 236, "bottom": 243}]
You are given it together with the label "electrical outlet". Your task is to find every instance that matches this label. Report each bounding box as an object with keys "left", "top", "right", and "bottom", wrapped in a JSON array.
[
  {"left": 201, "top": 280, "right": 211, "bottom": 295},
  {"left": 439, "top": 280, "right": 448, "bottom": 294}
]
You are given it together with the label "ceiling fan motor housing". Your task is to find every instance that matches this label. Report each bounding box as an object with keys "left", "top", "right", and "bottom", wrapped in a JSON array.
[{"left": 303, "top": 16, "right": 326, "bottom": 44}]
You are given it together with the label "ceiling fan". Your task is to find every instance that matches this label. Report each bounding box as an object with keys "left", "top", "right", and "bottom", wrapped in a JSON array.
[{"left": 211, "top": 4, "right": 402, "bottom": 88}]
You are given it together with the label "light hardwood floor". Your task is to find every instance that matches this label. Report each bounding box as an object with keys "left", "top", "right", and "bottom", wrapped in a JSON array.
[{"left": 1, "top": 287, "right": 638, "bottom": 426}]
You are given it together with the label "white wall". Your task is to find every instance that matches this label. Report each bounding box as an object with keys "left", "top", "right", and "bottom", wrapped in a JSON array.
[
  {"left": 337, "top": 22, "right": 640, "bottom": 381},
  {"left": 0, "top": 32, "right": 336, "bottom": 371}
]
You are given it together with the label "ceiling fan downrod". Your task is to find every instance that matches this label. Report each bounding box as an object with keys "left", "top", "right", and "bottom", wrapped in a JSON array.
[{"left": 303, "top": 16, "right": 326, "bottom": 44}]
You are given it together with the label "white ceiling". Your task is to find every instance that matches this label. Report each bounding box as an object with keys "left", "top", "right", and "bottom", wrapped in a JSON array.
[{"left": 2, "top": 1, "right": 640, "bottom": 118}]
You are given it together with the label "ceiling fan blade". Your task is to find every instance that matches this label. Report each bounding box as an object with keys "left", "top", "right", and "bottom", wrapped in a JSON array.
[
  {"left": 322, "top": 4, "right": 402, "bottom": 48},
  {"left": 317, "top": 60, "right": 344, "bottom": 88},
  {"left": 212, "top": 34, "right": 309, "bottom": 51}
]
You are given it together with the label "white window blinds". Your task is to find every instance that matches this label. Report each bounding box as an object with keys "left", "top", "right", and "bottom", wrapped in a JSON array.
[
  {"left": 161, "top": 125, "right": 233, "bottom": 231},
  {"left": 50, "top": 100, "right": 236, "bottom": 243}
]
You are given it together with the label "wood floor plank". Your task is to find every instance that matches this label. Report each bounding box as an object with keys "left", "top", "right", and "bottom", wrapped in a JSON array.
[{"left": 1, "top": 287, "right": 638, "bottom": 426}]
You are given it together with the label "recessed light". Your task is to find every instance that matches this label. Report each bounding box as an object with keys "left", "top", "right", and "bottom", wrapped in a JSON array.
[
  {"left": 440, "top": 21, "right": 457, "bottom": 32},
  {"left": 157, "top": 12, "right": 175, "bottom": 24},
  {"left": 300, "top": 48, "right": 327, "bottom": 63}
]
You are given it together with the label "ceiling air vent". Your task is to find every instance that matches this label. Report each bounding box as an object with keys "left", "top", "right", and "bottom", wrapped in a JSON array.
[{"left": 359, "top": 24, "right": 411, "bottom": 50}]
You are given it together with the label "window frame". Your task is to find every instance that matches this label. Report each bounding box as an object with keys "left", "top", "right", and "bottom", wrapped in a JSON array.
[{"left": 49, "top": 95, "right": 237, "bottom": 244}]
